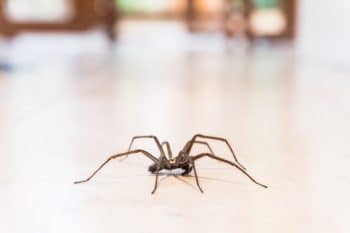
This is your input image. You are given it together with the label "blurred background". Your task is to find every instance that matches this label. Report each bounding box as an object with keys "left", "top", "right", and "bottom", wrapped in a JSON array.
[
  {"left": 1, "top": 1, "right": 350, "bottom": 233},
  {"left": 1, "top": 0, "right": 349, "bottom": 69}
]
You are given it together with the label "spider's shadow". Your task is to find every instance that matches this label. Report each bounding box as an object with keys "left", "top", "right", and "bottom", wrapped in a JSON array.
[
  {"left": 117, "top": 161, "right": 243, "bottom": 192},
  {"left": 148, "top": 172, "right": 241, "bottom": 192}
]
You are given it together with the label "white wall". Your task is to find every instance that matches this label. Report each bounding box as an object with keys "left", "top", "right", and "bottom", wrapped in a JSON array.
[{"left": 297, "top": 0, "right": 350, "bottom": 66}]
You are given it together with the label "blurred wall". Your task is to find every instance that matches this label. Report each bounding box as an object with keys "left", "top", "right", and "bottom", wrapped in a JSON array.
[{"left": 297, "top": 0, "right": 350, "bottom": 66}]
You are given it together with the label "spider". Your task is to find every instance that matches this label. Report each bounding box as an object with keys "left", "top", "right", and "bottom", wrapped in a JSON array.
[{"left": 74, "top": 134, "right": 268, "bottom": 194}]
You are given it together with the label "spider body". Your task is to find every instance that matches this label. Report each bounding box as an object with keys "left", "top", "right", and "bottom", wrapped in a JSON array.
[
  {"left": 75, "top": 134, "right": 268, "bottom": 194},
  {"left": 148, "top": 156, "right": 193, "bottom": 175}
]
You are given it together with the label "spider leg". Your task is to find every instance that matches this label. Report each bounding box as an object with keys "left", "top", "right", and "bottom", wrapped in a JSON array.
[
  {"left": 151, "top": 157, "right": 165, "bottom": 194},
  {"left": 161, "top": 141, "right": 173, "bottom": 159},
  {"left": 191, "top": 158, "right": 204, "bottom": 193},
  {"left": 74, "top": 150, "right": 158, "bottom": 184},
  {"left": 121, "top": 135, "right": 165, "bottom": 161},
  {"left": 185, "top": 140, "right": 214, "bottom": 154},
  {"left": 186, "top": 134, "right": 246, "bottom": 170},
  {"left": 192, "top": 153, "right": 268, "bottom": 188}
]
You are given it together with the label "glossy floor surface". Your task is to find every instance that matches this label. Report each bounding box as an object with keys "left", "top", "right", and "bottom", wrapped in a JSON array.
[{"left": 1, "top": 21, "right": 349, "bottom": 233}]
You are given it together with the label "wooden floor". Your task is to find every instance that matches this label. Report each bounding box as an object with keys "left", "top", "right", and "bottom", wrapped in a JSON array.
[{"left": 0, "top": 20, "right": 349, "bottom": 233}]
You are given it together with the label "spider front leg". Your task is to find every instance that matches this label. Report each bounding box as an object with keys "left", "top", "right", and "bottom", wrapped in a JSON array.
[
  {"left": 187, "top": 134, "right": 246, "bottom": 170},
  {"left": 190, "top": 158, "right": 204, "bottom": 193},
  {"left": 74, "top": 150, "right": 158, "bottom": 184},
  {"left": 192, "top": 153, "right": 268, "bottom": 188},
  {"left": 120, "top": 135, "right": 165, "bottom": 161},
  {"left": 184, "top": 140, "right": 214, "bottom": 154},
  {"left": 151, "top": 156, "right": 166, "bottom": 194},
  {"left": 161, "top": 141, "right": 173, "bottom": 159}
]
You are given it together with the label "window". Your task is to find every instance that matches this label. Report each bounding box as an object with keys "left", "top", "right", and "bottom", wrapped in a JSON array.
[
  {"left": 5, "top": 0, "right": 72, "bottom": 22},
  {"left": 117, "top": 0, "right": 185, "bottom": 16}
]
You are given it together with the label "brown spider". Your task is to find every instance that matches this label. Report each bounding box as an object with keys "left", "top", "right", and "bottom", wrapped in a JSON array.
[{"left": 74, "top": 134, "right": 268, "bottom": 194}]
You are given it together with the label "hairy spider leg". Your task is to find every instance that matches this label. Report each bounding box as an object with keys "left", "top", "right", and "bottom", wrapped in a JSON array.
[
  {"left": 161, "top": 141, "right": 173, "bottom": 159},
  {"left": 120, "top": 135, "right": 165, "bottom": 161},
  {"left": 190, "top": 158, "right": 204, "bottom": 193},
  {"left": 74, "top": 150, "right": 158, "bottom": 184},
  {"left": 151, "top": 156, "right": 167, "bottom": 194},
  {"left": 186, "top": 134, "right": 246, "bottom": 170},
  {"left": 184, "top": 140, "right": 215, "bottom": 154},
  {"left": 192, "top": 153, "right": 268, "bottom": 188}
]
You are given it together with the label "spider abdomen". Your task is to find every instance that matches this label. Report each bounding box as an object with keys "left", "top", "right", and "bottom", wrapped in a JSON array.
[{"left": 148, "top": 163, "right": 192, "bottom": 176}]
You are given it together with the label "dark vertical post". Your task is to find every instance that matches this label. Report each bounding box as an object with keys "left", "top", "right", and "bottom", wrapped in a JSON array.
[
  {"left": 284, "top": 0, "right": 296, "bottom": 38},
  {"left": 187, "top": 0, "right": 196, "bottom": 32}
]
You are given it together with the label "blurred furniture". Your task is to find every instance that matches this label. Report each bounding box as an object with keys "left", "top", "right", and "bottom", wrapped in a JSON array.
[
  {"left": 186, "top": 0, "right": 296, "bottom": 39},
  {"left": 0, "top": 0, "right": 118, "bottom": 41},
  {"left": 223, "top": 0, "right": 252, "bottom": 39},
  {"left": 186, "top": 0, "right": 225, "bottom": 33},
  {"left": 248, "top": 0, "right": 296, "bottom": 39},
  {"left": 186, "top": 0, "right": 196, "bottom": 32}
]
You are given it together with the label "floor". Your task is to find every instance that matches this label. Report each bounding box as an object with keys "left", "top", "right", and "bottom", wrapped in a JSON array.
[{"left": 1, "top": 20, "right": 350, "bottom": 233}]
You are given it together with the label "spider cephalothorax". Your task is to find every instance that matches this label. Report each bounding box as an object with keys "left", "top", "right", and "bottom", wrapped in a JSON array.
[{"left": 75, "top": 134, "right": 268, "bottom": 194}]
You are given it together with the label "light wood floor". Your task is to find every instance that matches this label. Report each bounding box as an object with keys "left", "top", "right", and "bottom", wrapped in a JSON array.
[{"left": 0, "top": 20, "right": 349, "bottom": 233}]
